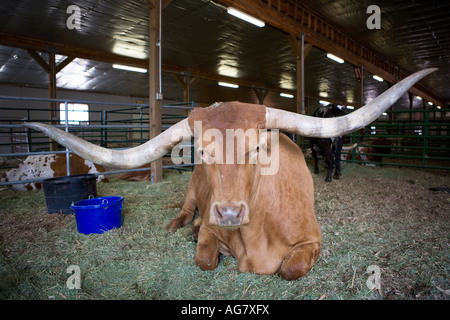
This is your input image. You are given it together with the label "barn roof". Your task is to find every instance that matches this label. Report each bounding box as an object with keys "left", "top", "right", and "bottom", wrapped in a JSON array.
[{"left": 0, "top": 0, "right": 448, "bottom": 111}]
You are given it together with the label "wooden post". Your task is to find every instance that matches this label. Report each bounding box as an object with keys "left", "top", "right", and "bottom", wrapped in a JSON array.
[
  {"left": 290, "top": 34, "right": 306, "bottom": 115},
  {"left": 149, "top": 0, "right": 163, "bottom": 184},
  {"left": 360, "top": 65, "right": 364, "bottom": 109},
  {"left": 26, "top": 50, "right": 74, "bottom": 151},
  {"left": 48, "top": 52, "right": 58, "bottom": 151},
  {"left": 290, "top": 33, "right": 311, "bottom": 145},
  {"left": 174, "top": 73, "right": 197, "bottom": 103}
]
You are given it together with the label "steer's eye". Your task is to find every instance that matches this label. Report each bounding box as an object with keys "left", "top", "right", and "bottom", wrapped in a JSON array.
[{"left": 256, "top": 146, "right": 260, "bottom": 152}]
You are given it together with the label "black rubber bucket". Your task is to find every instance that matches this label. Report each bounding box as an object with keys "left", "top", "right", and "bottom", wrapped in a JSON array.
[{"left": 42, "top": 174, "right": 97, "bottom": 214}]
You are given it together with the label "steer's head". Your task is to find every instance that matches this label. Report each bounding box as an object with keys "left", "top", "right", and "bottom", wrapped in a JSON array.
[{"left": 188, "top": 102, "right": 273, "bottom": 228}]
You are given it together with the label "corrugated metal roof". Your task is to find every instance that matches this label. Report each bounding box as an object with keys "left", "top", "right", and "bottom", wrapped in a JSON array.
[{"left": 0, "top": 0, "right": 447, "bottom": 111}]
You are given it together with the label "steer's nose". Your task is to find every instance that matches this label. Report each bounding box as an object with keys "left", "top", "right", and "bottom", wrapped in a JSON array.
[{"left": 211, "top": 201, "right": 249, "bottom": 228}]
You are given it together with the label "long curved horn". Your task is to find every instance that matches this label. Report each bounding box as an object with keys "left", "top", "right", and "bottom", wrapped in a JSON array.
[
  {"left": 342, "top": 143, "right": 358, "bottom": 151},
  {"left": 23, "top": 119, "right": 192, "bottom": 168},
  {"left": 265, "top": 68, "right": 437, "bottom": 138}
]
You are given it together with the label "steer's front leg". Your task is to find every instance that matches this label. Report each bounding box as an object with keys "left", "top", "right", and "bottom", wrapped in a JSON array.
[
  {"left": 195, "top": 226, "right": 220, "bottom": 271},
  {"left": 278, "top": 242, "right": 321, "bottom": 280}
]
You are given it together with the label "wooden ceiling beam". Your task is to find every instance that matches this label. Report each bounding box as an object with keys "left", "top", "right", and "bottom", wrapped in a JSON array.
[
  {"left": 214, "top": 0, "right": 444, "bottom": 106},
  {"left": 0, "top": 32, "right": 287, "bottom": 94},
  {"left": 0, "top": 32, "right": 148, "bottom": 69}
]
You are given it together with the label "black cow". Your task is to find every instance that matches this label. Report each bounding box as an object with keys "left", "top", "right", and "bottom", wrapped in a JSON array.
[{"left": 310, "top": 104, "right": 346, "bottom": 182}]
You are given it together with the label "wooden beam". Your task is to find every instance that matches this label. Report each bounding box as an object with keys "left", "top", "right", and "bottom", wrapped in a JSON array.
[
  {"left": 254, "top": 87, "right": 269, "bottom": 104},
  {"left": 48, "top": 52, "right": 58, "bottom": 151},
  {"left": 214, "top": 0, "right": 443, "bottom": 107},
  {"left": 26, "top": 50, "right": 49, "bottom": 73},
  {"left": 56, "top": 56, "right": 75, "bottom": 73},
  {"left": 360, "top": 65, "right": 364, "bottom": 109},
  {"left": 174, "top": 73, "right": 197, "bottom": 102},
  {"left": 149, "top": 0, "right": 163, "bottom": 184},
  {"left": 0, "top": 32, "right": 314, "bottom": 102},
  {"left": 0, "top": 32, "right": 148, "bottom": 69},
  {"left": 148, "top": 0, "right": 172, "bottom": 10},
  {"left": 289, "top": 34, "right": 311, "bottom": 60},
  {"left": 290, "top": 34, "right": 306, "bottom": 115},
  {"left": 1, "top": 32, "right": 286, "bottom": 94}
]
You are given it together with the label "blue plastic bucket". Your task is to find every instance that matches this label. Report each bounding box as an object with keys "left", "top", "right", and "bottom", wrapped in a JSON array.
[{"left": 71, "top": 196, "right": 124, "bottom": 234}]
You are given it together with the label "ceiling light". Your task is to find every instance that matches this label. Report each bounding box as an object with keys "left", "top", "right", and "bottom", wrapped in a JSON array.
[
  {"left": 218, "top": 81, "right": 239, "bottom": 88},
  {"left": 326, "top": 53, "right": 344, "bottom": 64},
  {"left": 227, "top": 8, "right": 265, "bottom": 27},
  {"left": 382, "top": 112, "right": 388, "bottom": 116},
  {"left": 373, "top": 75, "right": 384, "bottom": 82},
  {"left": 416, "top": 96, "right": 422, "bottom": 100},
  {"left": 437, "top": 106, "right": 441, "bottom": 109},
  {"left": 280, "top": 93, "right": 294, "bottom": 98},
  {"left": 319, "top": 100, "right": 330, "bottom": 105},
  {"left": 113, "top": 64, "right": 147, "bottom": 73},
  {"left": 427, "top": 101, "right": 433, "bottom": 106},
  {"left": 346, "top": 105, "right": 355, "bottom": 110}
]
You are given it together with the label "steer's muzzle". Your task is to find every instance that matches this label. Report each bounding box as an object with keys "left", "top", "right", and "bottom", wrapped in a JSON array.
[{"left": 210, "top": 201, "right": 249, "bottom": 228}]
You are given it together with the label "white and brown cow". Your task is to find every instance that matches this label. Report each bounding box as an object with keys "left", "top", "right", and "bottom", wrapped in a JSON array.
[
  {"left": 21, "top": 69, "right": 436, "bottom": 279},
  {"left": 1, "top": 153, "right": 107, "bottom": 191}
]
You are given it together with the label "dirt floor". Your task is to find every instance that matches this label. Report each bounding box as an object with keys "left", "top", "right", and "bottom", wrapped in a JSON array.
[{"left": 0, "top": 161, "right": 448, "bottom": 300}]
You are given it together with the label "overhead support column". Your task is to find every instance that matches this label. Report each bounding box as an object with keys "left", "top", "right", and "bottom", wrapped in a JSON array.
[
  {"left": 26, "top": 49, "right": 74, "bottom": 150},
  {"left": 149, "top": 0, "right": 163, "bottom": 184},
  {"left": 48, "top": 52, "right": 57, "bottom": 151},
  {"left": 359, "top": 65, "right": 364, "bottom": 109},
  {"left": 290, "top": 34, "right": 311, "bottom": 116},
  {"left": 174, "top": 72, "right": 197, "bottom": 103},
  {"left": 290, "top": 33, "right": 311, "bottom": 145}
]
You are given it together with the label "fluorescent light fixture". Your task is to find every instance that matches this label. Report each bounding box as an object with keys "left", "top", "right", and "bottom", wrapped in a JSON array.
[
  {"left": 326, "top": 53, "right": 344, "bottom": 64},
  {"left": 218, "top": 81, "right": 239, "bottom": 88},
  {"left": 280, "top": 93, "right": 294, "bottom": 98},
  {"left": 113, "top": 64, "right": 147, "bottom": 73},
  {"left": 373, "top": 75, "right": 384, "bottom": 82},
  {"left": 416, "top": 96, "right": 422, "bottom": 100},
  {"left": 227, "top": 8, "right": 265, "bottom": 27},
  {"left": 346, "top": 105, "right": 355, "bottom": 110},
  {"left": 319, "top": 100, "right": 330, "bottom": 105}
]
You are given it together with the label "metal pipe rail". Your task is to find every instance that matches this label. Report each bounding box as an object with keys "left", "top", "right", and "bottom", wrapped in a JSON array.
[
  {"left": 0, "top": 95, "right": 195, "bottom": 188},
  {"left": 300, "top": 107, "right": 449, "bottom": 170}
]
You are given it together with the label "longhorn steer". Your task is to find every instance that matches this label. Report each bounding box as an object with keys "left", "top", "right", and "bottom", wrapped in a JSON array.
[
  {"left": 310, "top": 104, "right": 346, "bottom": 181},
  {"left": 342, "top": 137, "right": 394, "bottom": 166},
  {"left": 22, "top": 69, "right": 436, "bottom": 280},
  {"left": 1, "top": 153, "right": 107, "bottom": 191}
]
